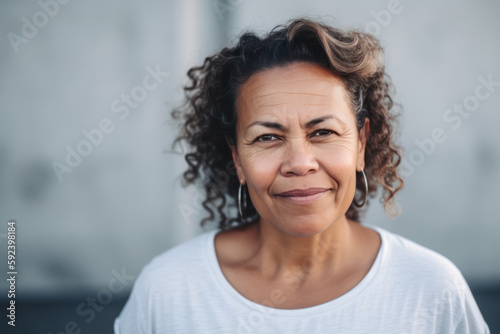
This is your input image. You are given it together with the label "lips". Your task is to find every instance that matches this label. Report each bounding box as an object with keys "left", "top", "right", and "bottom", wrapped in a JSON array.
[
  {"left": 276, "top": 188, "right": 329, "bottom": 197},
  {"left": 275, "top": 188, "right": 330, "bottom": 205}
]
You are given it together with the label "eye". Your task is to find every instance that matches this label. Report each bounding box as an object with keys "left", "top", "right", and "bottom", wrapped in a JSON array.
[
  {"left": 311, "top": 129, "right": 336, "bottom": 137},
  {"left": 255, "top": 134, "right": 280, "bottom": 142}
]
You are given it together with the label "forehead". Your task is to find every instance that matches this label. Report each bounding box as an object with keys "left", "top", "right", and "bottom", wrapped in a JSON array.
[{"left": 237, "top": 62, "right": 352, "bottom": 118}]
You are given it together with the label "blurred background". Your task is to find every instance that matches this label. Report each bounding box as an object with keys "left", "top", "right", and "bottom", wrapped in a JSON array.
[{"left": 1, "top": 0, "right": 499, "bottom": 332}]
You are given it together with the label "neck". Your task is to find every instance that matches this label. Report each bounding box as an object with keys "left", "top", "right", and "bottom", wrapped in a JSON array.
[{"left": 250, "top": 216, "right": 356, "bottom": 286}]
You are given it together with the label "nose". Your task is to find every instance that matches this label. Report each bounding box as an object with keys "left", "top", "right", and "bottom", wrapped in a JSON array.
[{"left": 280, "top": 140, "right": 319, "bottom": 177}]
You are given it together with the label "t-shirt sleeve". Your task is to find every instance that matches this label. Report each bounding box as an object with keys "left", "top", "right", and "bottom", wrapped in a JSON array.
[
  {"left": 113, "top": 264, "right": 152, "bottom": 334},
  {"left": 381, "top": 229, "right": 491, "bottom": 334},
  {"left": 452, "top": 272, "right": 490, "bottom": 334}
]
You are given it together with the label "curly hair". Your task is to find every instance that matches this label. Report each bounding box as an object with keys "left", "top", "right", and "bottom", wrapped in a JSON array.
[{"left": 171, "top": 17, "right": 404, "bottom": 230}]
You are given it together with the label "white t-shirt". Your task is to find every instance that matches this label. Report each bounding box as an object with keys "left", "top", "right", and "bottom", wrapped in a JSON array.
[{"left": 114, "top": 225, "right": 490, "bottom": 333}]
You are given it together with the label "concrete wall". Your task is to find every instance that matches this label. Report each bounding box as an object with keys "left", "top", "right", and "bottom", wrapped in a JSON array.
[{"left": 0, "top": 0, "right": 498, "bottom": 299}]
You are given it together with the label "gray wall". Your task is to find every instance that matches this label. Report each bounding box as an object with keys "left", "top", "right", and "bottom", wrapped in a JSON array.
[{"left": 0, "top": 0, "right": 499, "bottom": 299}]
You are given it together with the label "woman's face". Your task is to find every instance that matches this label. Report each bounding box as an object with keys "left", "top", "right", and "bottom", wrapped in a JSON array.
[{"left": 230, "top": 62, "right": 369, "bottom": 237}]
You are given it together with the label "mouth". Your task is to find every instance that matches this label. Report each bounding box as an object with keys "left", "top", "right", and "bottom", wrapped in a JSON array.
[{"left": 275, "top": 188, "right": 330, "bottom": 204}]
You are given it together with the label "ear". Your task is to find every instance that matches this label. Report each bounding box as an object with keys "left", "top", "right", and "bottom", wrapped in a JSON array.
[
  {"left": 356, "top": 118, "right": 370, "bottom": 172},
  {"left": 228, "top": 142, "right": 245, "bottom": 184}
]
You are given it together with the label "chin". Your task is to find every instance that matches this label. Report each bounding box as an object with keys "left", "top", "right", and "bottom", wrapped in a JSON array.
[{"left": 278, "top": 217, "right": 332, "bottom": 237}]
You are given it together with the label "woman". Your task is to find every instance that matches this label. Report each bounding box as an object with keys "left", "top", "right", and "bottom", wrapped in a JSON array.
[{"left": 114, "top": 18, "right": 489, "bottom": 333}]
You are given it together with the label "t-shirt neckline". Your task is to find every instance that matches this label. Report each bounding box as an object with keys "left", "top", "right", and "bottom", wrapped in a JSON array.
[{"left": 205, "top": 224, "right": 386, "bottom": 317}]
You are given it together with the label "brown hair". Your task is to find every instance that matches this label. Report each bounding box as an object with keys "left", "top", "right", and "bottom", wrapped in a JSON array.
[{"left": 171, "top": 17, "right": 404, "bottom": 230}]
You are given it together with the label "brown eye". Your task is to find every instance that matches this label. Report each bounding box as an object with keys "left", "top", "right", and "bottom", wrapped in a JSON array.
[
  {"left": 256, "top": 134, "right": 279, "bottom": 142},
  {"left": 312, "top": 129, "right": 335, "bottom": 137}
]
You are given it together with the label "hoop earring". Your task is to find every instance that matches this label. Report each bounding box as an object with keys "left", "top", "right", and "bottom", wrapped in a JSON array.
[
  {"left": 238, "top": 182, "right": 246, "bottom": 219},
  {"left": 353, "top": 169, "right": 368, "bottom": 208}
]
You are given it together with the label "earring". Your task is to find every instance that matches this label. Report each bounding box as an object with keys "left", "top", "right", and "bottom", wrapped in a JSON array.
[
  {"left": 238, "top": 181, "right": 246, "bottom": 219},
  {"left": 353, "top": 169, "right": 368, "bottom": 208}
]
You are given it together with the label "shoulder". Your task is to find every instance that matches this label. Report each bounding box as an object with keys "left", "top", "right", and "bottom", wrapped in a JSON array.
[
  {"left": 370, "top": 225, "right": 474, "bottom": 305},
  {"left": 114, "top": 229, "right": 219, "bottom": 333},
  {"left": 373, "top": 225, "right": 464, "bottom": 281},
  {"left": 372, "top": 226, "right": 485, "bottom": 312},
  {"left": 134, "top": 229, "right": 218, "bottom": 292},
  {"left": 151, "top": 229, "right": 214, "bottom": 267},
  {"left": 369, "top": 226, "right": 490, "bottom": 332}
]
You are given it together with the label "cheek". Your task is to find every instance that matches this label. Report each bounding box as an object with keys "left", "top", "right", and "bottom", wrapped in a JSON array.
[
  {"left": 239, "top": 149, "right": 279, "bottom": 190},
  {"left": 316, "top": 145, "right": 358, "bottom": 206},
  {"left": 316, "top": 143, "right": 357, "bottom": 174},
  {"left": 240, "top": 152, "right": 278, "bottom": 216}
]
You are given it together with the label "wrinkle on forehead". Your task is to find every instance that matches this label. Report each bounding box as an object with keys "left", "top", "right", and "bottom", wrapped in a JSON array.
[{"left": 237, "top": 63, "right": 352, "bottom": 114}]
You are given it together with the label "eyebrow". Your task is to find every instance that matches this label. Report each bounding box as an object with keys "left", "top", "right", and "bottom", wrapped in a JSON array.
[{"left": 245, "top": 115, "right": 345, "bottom": 134}]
